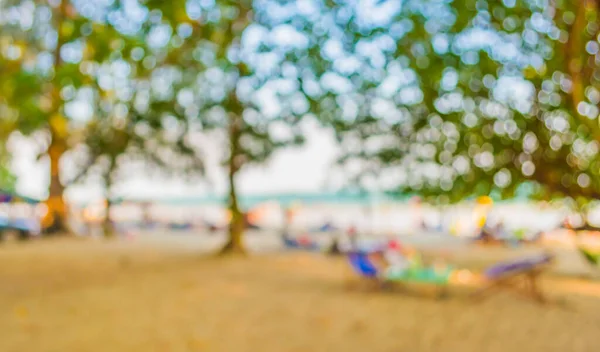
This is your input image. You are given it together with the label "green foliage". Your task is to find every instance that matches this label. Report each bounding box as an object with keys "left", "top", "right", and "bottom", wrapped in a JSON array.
[
  {"left": 4, "top": 0, "right": 597, "bottom": 213},
  {"left": 141, "top": 0, "right": 308, "bottom": 172},
  {"left": 0, "top": 126, "right": 15, "bottom": 193},
  {"left": 0, "top": 164, "right": 16, "bottom": 193},
  {"left": 0, "top": 1, "right": 205, "bottom": 205},
  {"left": 71, "top": 99, "right": 205, "bottom": 194},
  {"left": 0, "top": 2, "right": 149, "bottom": 199},
  {"left": 325, "top": 0, "right": 600, "bottom": 203}
]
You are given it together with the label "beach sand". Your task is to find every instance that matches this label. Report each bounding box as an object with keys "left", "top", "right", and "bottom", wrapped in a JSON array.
[{"left": 1, "top": 237, "right": 599, "bottom": 352}]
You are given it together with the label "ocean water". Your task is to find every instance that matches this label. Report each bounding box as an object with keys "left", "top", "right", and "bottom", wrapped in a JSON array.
[
  {"left": 115, "top": 192, "right": 407, "bottom": 208},
  {"left": 105, "top": 200, "right": 567, "bottom": 238}
]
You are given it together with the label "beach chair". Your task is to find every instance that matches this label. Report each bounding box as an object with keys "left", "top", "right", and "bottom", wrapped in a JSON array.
[
  {"left": 346, "top": 251, "right": 384, "bottom": 291},
  {"left": 346, "top": 251, "right": 453, "bottom": 297},
  {"left": 472, "top": 253, "right": 554, "bottom": 303},
  {"left": 347, "top": 252, "right": 379, "bottom": 278}
]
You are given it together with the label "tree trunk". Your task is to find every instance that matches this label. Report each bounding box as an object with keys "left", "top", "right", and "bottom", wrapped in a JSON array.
[
  {"left": 219, "top": 113, "right": 246, "bottom": 255},
  {"left": 103, "top": 185, "right": 115, "bottom": 239},
  {"left": 103, "top": 197, "right": 115, "bottom": 239},
  {"left": 44, "top": 136, "right": 68, "bottom": 234},
  {"left": 565, "top": 1, "right": 600, "bottom": 141},
  {"left": 43, "top": 1, "right": 69, "bottom": 235},
  {"left": 103, "top": 165, "right": 117, "bottom": 238},
  {"left": 220, "top": 168, "right": 245, "bottom": 255}
]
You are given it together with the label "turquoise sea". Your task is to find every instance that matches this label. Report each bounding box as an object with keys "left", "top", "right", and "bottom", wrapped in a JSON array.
[
  {"left": 116, "top": 191, "right": 410, "bottom": 208},
  {"left": 115, "top": 190, "right": 532, "bottom": 209}
]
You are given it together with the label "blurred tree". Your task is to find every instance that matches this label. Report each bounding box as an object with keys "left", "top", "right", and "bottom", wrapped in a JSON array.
[
  {"left": 322, "top": 0, "right": 600, "bottom": 206},
  {"left": 70, "top": 97, "right": 204, "bottom": 237},
  {"left": 0, "top": 0, "right": 157, "bottom": 233},
  {"left": 141, "top": 0, "right": 318, "bottom": 254}
]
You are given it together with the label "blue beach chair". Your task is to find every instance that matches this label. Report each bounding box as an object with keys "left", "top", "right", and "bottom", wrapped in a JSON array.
[
  {"left": 346, "top": 251, "right": 453, "bottom": 296},
  {"left": 348, "top": 252, "right": 379, "bottom": 278}
]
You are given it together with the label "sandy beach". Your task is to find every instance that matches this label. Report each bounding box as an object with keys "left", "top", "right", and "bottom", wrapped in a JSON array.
[{"left": 1, "top": 235, "right": 600, "bottom": 351}]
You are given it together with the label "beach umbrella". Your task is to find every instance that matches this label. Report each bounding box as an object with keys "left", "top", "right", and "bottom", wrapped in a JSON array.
[{"left": 476, "top": 196, "right": 493, "bottom": 205}]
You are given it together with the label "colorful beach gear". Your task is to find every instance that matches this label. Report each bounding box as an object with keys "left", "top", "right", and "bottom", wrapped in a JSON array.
[{"left": 346, "top": 251, "right": 453, "bottom": 297}]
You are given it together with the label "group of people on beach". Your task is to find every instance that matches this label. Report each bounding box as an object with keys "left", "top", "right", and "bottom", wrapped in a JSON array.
[{"left": 280, "top": 206, "right": 449, "bottom": 278}]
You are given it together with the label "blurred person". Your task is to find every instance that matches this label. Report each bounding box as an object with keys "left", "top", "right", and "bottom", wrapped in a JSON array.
[
  {"left": 474, "top": 218, "right": 498, "bottom": 244},
  {"left": 381, "top": 239, "right": 411, "bottom": 277},
  {"left": 494, "top": 221, "right": 508, "bottom": 240},
  {"left": 297, "top": 233, "right": 313, "bottom": 247},
  {"left": 473, "top": 196, "right": 494, "bottom": 231},
  {"left": 282, "top": 206, "right": 296, "bottom": 233},
  {"left": 410, "top": 196, "right": 424, "bottom": 232},
  {"left": 280, "top": 206, "right": 295, "bottom": 242},
  {"left": 348, "top": 225, "right": 358, "bottom": 250}
]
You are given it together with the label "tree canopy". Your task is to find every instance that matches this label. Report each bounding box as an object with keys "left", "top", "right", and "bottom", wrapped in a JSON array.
[
  {"left": 0, "top": 0, "right": 153, "bottom": 230},
  {"left": 139, "top": 0, "right": 345, "bottom": 252},
  {"left": 326, "top": 0, "right": 600, "bottom": 203},
  {"left": 3, "top": 0, "right": 600, "bottom": 243},
  {"left": 0, "top": 0, "right": 207, "bottom": 231}
]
